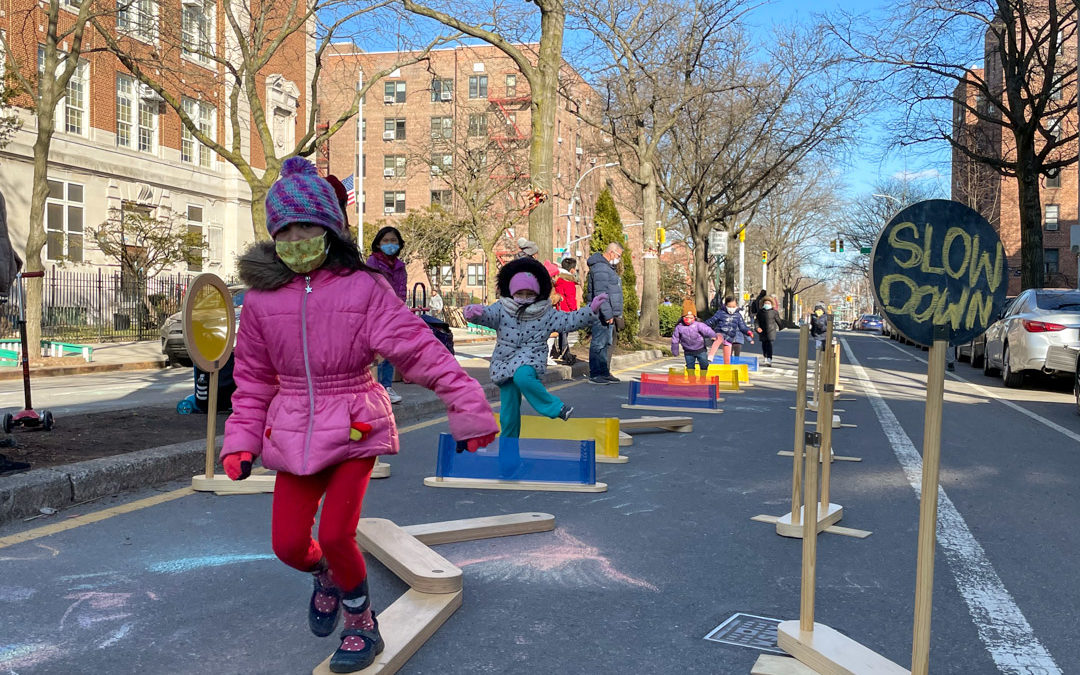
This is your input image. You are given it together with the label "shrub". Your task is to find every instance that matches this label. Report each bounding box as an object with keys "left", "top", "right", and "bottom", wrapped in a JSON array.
[{"left": 659, "top": 304, "right": 682, "bottom": 337}]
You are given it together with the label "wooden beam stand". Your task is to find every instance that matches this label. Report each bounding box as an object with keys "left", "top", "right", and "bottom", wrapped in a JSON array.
[
  {"left": 619, "top": 416, "right": 694, "bottom": 433},
  {"left": 777, "top": 450, "right": 862, "bottom": 463},
  {"left": 776, "top": 621, "right": 908, "bottom": 675},
  {"left": 621, "top": 403, "right": 722, "bottom": 414},
  {"left": 193, "top": 473, "right": 276, "bottom": 494},
  {"left": 751, "top": 654, "right": 821, "bottom": 675},
  {"left": 372, "top": 459, "right": 391, "bottom": 479}
]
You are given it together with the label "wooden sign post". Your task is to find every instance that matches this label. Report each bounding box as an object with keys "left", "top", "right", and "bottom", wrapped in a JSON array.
[
  {"left": 788, "top": 324, "right": 810, "bottom": 527},
  {"left": 184, "top": 274, "right": 274, "bottom": 494},
  {"left": 774, "top": 199, "right": 1008, "bottom": 675}
]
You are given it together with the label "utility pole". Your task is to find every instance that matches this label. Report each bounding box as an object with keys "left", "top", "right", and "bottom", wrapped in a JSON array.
[
  {"left": 761, "top": 250, "right": 768, "bottom": 293},
  {"left": 737, "top": 227, "right": 746, "bottom": 303}
]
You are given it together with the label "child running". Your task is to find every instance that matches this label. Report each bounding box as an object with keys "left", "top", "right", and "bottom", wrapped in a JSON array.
[
  {"left": 464, "top": 257, "right": 607, "bottom": 438},
  {"left": 671, "top": 310, "right": 720, "bottom": 371},
  {"left": 221, "top": 158, "right": 497, "bottom": 673},
  {"left": 705, "top": 295, "right": 754, "bottom": 362}
]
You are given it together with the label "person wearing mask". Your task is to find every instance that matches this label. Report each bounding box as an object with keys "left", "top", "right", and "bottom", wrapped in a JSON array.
[
  {"left": 552, "top": 258, "right": 580, "bottom": 364},
  {"left": 584, "top": 242, "right": 625, "bottom": 384},
  {"left": 366, "top": 227, "right": 407, "bottom": 403},
  {"left": 706, "top": 295, "right": 754, "bottom": 362},
  {"left": 671, "top": 311, "right": 720, "bottom": 372},
  {"left": 755, "top": 295, "right": 783, "bottom": 366},
  {"left": 810, "top": 303, "right": 828, "bottom": 352},
  {"left": 428, "top": 290, "right": 444, "bottom": 320}
]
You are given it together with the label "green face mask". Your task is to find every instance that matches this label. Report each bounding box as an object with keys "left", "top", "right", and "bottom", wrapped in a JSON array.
[{"left": 276, "top": 233, "right": 328, "bottom": 274}]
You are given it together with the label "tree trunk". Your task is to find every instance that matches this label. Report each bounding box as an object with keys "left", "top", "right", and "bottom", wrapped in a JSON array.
[
  {"left": 482, "top": 239, "right": 498, "bottom": 303},
  {"left": 1015, "top": 144, "right": 1045, "bottom": 290},
  {"left": 249, "top": 182, "right": 271, "bottom": 242},
  {"left": 25, "top": 114, "right": 57, "bottom": 352},
  {"left": 638, "top": 163, "right": 659, "bottom": 338},
  {"left": 691, "top": 230, "right": 710, "bottom": 313},
  {"left": 526, "top": 3, "right": 565, "bottom": 261},
  {"left": 723, "top": 241, "right": 735, "bottom": 305}
]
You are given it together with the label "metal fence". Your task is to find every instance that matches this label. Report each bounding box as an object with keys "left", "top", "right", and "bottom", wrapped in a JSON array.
[{"left": 3, "top": 267, "right": 195, "bottom": 343}]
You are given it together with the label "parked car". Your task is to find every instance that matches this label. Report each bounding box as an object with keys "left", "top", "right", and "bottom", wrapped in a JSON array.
[
  {"left": 161, "top": 285, "right": 246, "bottom": 366},
  {"left": 956, "top": 295, "right": 1017, "bottom": 366},
  {"left": 1045, "top": 344, "right": 1080, "bottom": 415},
  {"left": 982, "top": 288, "right": 1080, "bottom": 387},
  {"left": 855, "top": 314, "right": 884, "bottom": 333}
]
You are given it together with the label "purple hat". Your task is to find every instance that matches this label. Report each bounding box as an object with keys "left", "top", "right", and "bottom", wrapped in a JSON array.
[
  {"left": 265, "top": 157, "right": 345, "bottom": 238},
  {"left": 509, "top": 272, "right": 540, "bottom": 296}
]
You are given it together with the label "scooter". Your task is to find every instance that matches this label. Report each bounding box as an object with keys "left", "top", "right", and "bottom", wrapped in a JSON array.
[{"left": 2, "top": 271, "right": 53, "bottom": 433}]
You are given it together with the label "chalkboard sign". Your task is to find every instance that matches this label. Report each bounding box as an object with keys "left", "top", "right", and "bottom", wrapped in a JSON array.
[{"left": 871, "top": 200, "right": 1008, "bottom": 347}]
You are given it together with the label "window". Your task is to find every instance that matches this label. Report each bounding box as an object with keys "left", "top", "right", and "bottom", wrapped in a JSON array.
[
  {"left": 466, "top": 233, "right": 479, "bottom": 248},
  {"left": 505, "top": 73, "right": 517, "bottom": 97},
  {"left": 383, "top": 155, "right": 406, "bottom": 178},
  {"left": 186, "top": 204, "right": 204, "bottom": 272},
  {"left": 431, "top": 189, "right": 452, "bottom": 207},
  {"left": 383, "top": 191, "right": 406, "bottom": 214},
  {"left": 117, "top": 0, "right": 157, "bottom": 41},
  {"left": 1044, "top": 248, "right": 1060, "bottom": 276},
  {"left": 360, "top": 118, "right": 366, "bottom": 141},
  {"left": 45, "top": 180, "right": 83, "bottom": 262},
  {"left": 1045, "top": 203, "right": 1060, "bottom": 230},
  {"left": 1051, "top": 81, "right": 1063, "bottom": 101},
  {"left": 428, "top": 265, "right": 452, "bottom": 286},
  {"left": 468, "top": 113, "right": 487, "bottom": 137},
  {"left": 1046, "top": 169, "right": 1061, "bottom": 189},
  {"left": 182, "top": 0, "right": 214, "bottom": 64},
  {"left": 116, "top": 75, "right": 158, "bottom": 153},
  {"left": 40, "top": 47, "right": 89, "bottom": 136},
  {"left": 383, "top": 118, "right": 405, "bottom": 140},
  {"left": 1048, "top": 117, "right": 1062, "bottom": 143},
  {"left": 431, "top": 78, "right": 453, "bottom": 102},
  {"left": 467, "top": 263, "right": 485, "bottom": 287},
  {"left": 468, "top": 75, "right": 488, "bottom": 99},
  {"left": 181, "top": 97, "right": 216, "bottom": 168},
  {"left": 383, "top": 80, "right": 406, "bottom": 104},
  {"left": 430, "top": 153, "right": 451, "bottom": 175},
  {"left": 360, "top": 154, "right": 366, "bottom": 177},
  {"left": 430, "top": 116, "right": 453, "bottom": 139},
  {"left": 208, "top": 223, "right": 223, "bottom": 264}
]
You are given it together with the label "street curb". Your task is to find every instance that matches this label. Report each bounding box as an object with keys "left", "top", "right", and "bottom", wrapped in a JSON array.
[
  {"left": 0, "top": 348, "right": 663, "bottom": 527},
  {"left": 0, "top": 359, "right": 168, "bottom": 381}
]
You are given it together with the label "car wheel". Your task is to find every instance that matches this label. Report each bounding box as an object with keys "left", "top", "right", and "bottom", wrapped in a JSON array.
[
  {"left": 983, "top": 346, "right": 999, "bottom": 376},
  {"left": 1002, "top": 344, "right": 1024, "bottom": 388},
  {"left": 971, "top": 344, "right": 984, "bottom": 369},
  {"left": 42, "top": 411, "right": 54, "bottom": 431},
  {"left": 1074, "top": 366, "right": 1080, "bottom": 416},
  {"left": 2, "top": 413, "right": 12, "bottom": 434}
]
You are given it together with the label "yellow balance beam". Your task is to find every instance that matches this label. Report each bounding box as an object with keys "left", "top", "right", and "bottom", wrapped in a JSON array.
[
  {"left": 493, "top": 414, "right": 620, "bottom": 461},
  {"left": 670, "top": 364, "right": 749, "bottom": 384}
]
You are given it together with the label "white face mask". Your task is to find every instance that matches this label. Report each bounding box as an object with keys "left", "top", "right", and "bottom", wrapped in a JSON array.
[
  {"left": 512, "top": 292, "right": 536, "bottom": 305},
  {"left": 763, "top": 303, "right": 773, "bottom": 311},
  {"left": 726, "top": 306, "right": 737, "bottom": 314}
]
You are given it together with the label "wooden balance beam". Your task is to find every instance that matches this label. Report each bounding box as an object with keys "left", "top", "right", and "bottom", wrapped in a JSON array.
[
  {"left": 313, "top": 512, "right": 554, "bottom": 675},
  {"left": 618, "top": 416, "right": 695, "bottom": 446}
]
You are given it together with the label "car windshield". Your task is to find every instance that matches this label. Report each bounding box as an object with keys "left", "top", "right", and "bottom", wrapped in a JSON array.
[
  {"left": 1035, "top": 291, "right": 1080, "bottom": 311},
  {"left": 232, "top": 289, "right": 246, "bottom": 307},
  {"left": 863, "top": 315, "right": 881, "bottom": 321}
]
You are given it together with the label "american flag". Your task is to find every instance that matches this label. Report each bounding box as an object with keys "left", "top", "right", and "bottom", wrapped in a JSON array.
[{"left": 342, "top": 174, "right": 357, "bottom": 206}]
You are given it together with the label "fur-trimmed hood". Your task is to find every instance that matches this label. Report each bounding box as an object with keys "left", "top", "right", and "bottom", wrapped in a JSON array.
[{"left": 238, "top": 241, "right": 299, "bottom": 291}]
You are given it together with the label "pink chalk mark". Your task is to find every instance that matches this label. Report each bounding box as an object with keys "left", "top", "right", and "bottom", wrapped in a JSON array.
[
  {"left": 59, "top": 592, "right": 132, "bottom": 630},
  {"left": 453, "top": 530, "right": 658, "bottom": 591}
]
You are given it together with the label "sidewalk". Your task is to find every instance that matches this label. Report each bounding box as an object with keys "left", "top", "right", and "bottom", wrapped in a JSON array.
[
  {"left": 0, "top": 327, "right": 495, "bottom": 381},
  {"left": 0, "top": 348, "right": 666, "bottom": 525}
]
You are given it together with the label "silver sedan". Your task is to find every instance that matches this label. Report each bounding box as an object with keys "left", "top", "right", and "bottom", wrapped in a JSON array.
[{"left": 983, "top": 288, "right": 1080, "bottom": 387}]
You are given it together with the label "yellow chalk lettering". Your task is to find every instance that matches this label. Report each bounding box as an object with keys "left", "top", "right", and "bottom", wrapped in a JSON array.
[
  {"left": 879, "top": 274, "right": 918, "bottom": 314},
  {"left": 965, "top": 290, "right": 995, "bottom": 330},
  {"left": 919, "top": 223, "right": 945, "bottom": 275},
  {"left": 942, "top": 227, "right": 971, "bottom": 279},
  {"left": 969, "top": 237, "right": 1004, "bottom": 292},
  {"left": 932, "top": 287, "right": 970, "bottom": 330},
  {"left": 888, "top": 222, "right": 922, "bottom": 269},
  {"left": 911, "top": 285, "right": 939, "bottom": 323}
]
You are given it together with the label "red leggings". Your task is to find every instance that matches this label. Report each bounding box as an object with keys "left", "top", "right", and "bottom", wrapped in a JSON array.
[{"left": 271, "top": 456, "right": 376, "bottom": 593}]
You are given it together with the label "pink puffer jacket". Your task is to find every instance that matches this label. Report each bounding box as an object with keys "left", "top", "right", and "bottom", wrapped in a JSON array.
[{"left": 222, "top": 243, "right": 497, "bottom": 475}]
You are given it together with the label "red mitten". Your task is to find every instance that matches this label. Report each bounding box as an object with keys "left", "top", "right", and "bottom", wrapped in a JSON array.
[
  {"left": 223, "top": 451, "right": 253, "bottom": 481},
  {"left": 465, "top": 433, "right": 496, "bottom": 453}
]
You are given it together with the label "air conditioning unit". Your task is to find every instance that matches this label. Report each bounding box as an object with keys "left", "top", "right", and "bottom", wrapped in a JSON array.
[
  {"left": 440, "top": 91, "right": 452, "bottom": 101},
  {"left": 383, "top": 95, "right": 395, "bottom": 104},
  {"left": 181, "top": 0, "right": 202, "bottom": 7},
  {"left": 384, "top": 206, "right": 395, "bottom": 214},
  {"left": 557, "top": 137, "right": 563, "bottom": 144},
  {"left": 382, "top": 130, "right": 395, "bottom": 141},
  {"left": 431, "top": 165, "right": 441, "bottom": 174},
  {"left": 139, "top": 83, "right": 163, "bottom": 102},
  {"left": 383, "top": 168, "right": 395, "bottom": 178},
  {"left": 575, "top": 147, "right": 583, "bottom": 155}
]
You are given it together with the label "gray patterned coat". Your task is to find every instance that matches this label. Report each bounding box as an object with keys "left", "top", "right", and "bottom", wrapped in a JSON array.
[{"left": 472, "top": 299, "right": 598, "bottom": 384}]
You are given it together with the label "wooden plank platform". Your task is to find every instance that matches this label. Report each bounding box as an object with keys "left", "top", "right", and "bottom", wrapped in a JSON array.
[
  {"left": 356, "top": 518, "right": 463, "bottom": 594},
  {"left": 596, "top": 454, "right": 629, "bottom": 464},
  {"left": 619, "top": 416, "right": 693, "bottom": 432},
  {"left": 621, "top": 403, "right": 722, "bottom": 414},
  {"left": 618, "top": 430, "right": 634, "bottom": 446},
  {"left": 312, "top": 589, "right": 462, "bottom": 675},
  {"left": 777, "top": 450, "right": 862, "bottom": 463},
  {"left": 193, "top": 473, "right": 275, "bottom": 494},
  {"left": 751, "top": 514, "right": 870, "bottom": 539},
  {"left": 776, "top": 621, "right": 909, "bottom": 675},
  {"left": 752, "top": 654, "right": 822, "bottom": 675},
  {"left": 423, "top": 476, "right": 608, "bottom": 493},
  {"left": 372, "top": 460, "right": 391, "bottom": 479},
  {"left": 400, "top": 512, "right": 555, "bottom": 546},
  {"left": 774, "top": 504, "right": 843, "bottom": 538}
]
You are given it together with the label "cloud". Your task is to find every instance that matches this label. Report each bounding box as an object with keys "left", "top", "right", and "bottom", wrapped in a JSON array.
[{"left": 892, "top": 168, "right": 941, "bottom": 182}]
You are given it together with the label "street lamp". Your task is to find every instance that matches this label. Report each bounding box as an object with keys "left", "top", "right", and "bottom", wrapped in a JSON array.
[{"left": 565, "top": 162, "right": 619, "bottom": 258}]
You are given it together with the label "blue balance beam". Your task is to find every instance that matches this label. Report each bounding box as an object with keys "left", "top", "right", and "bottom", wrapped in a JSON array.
[{"left": 434, "top": 433, "right": 597, "bottom": 484}]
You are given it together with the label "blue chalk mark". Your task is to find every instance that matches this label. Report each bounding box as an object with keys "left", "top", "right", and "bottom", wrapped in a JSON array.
[{"left": 148, "top": 554, "right": 276, "bottom": 574}]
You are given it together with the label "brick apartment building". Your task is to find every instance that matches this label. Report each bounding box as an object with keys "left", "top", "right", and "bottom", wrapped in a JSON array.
[
  {"left": 319, "top": 43, "right": 637, "bottom": 303},
  {"left": 952, "top": 34, "right": 1077, "bottom": 293},
  {"left": 0, "top": 0, "right": 313, "bottom": 280}
]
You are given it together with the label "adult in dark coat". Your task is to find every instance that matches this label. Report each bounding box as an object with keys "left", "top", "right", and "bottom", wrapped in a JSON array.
[
  {"left": 0, "top": 190, "right": 22, "bottom": 303},
  {"left": 584, "top": 242, "right": 624, "bottom": 383},
  {"left": 755, "top": 296, "right": 783, "bottom": 366},
  {"left": 809, "top": 302, "right": 828, "bottom": 351}
]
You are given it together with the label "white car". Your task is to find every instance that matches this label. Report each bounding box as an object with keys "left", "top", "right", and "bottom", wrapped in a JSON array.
[{"left": 983, "top": 288, "right": 1080, "bottom": 387}]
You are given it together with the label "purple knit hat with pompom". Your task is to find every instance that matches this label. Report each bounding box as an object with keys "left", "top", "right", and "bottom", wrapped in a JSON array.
[{"left": 265, "top": 157, "right": 345, "bottom": 238}]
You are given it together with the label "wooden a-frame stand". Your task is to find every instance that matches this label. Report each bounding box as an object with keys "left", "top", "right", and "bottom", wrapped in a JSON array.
[
  {"left": 757, "top": 333, "right": 950, "bottom": 675},
  {"left": 312, "top": 512, "right": 555, "bottom": 675},
  {"left": 617, "top": 415, "right": 694, "bottom": 448}
]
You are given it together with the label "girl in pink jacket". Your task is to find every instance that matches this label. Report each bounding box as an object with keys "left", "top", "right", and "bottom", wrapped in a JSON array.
[{"left": 221, "top": 158, "right": 497, "bottom": 673}]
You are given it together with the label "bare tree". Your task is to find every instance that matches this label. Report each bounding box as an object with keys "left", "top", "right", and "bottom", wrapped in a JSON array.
[
  {"left": 657, "top": 22, "right": 866, "bottom": 311},
  {"left": 0, "top": 0, "right": 117, "bottom": 349},
  {"left": 396, "top": 204, "right": 471, "bottom": 297},
  {"left": 568, "top": 0, "right": 744, "bottom": 338},
  {"left": 94, "top": 0, "right": 451, "bottom": 239},
  {"left": 827, "top": 0, "right": 1078, "bottom": 290},
  {"left": 400, "top": 0, "right": 568, "bottom": 259}
]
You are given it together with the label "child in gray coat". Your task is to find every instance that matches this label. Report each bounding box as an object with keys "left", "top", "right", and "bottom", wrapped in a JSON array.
[{"left": 465, "top": 257, "right": 607, "bottom": 438}]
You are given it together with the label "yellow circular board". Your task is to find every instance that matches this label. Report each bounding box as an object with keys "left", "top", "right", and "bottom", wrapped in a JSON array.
[{"left": 182, "top": 273, "right": 236, "bottom": 373}]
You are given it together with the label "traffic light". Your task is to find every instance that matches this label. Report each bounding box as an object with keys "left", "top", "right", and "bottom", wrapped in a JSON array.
[
  {"left": 738, "top": 229, "right": 746, "bottom": 242},
  {"left": 838, "top": 239, "right": 845, "bottom": 253},
  {"left": 829, "top": 240, "right": 837, "bottom": 253},
  {"left": 655, "top": 227, "right": 666, "bottom": 244},
  {"left": 761, "top": 250, "right": 768, "bottom": 263},
  {"left": 845, "top": 295, "right": 852, "bottom": 302}
]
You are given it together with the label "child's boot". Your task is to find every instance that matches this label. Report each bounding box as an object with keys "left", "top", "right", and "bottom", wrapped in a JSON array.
[
  {"left": 329, "top": 579, "right": 384, "bottom": 673},
  {"left": 309, "top": 558, "right": 341, "bottom": 637}
]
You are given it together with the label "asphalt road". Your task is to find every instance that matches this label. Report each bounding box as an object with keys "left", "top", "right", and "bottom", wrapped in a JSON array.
[{"left": 1, "top": 331, "right": 1077, "bottom": 674}]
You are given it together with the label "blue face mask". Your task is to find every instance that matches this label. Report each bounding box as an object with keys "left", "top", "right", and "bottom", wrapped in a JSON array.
[{"left": 380, "top": 243, "right": 400, "bottom": 256}]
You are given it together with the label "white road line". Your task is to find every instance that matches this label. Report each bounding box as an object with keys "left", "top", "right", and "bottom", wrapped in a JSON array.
[
  {"left": 876, "top": 336, "right": 1080, "bottom": 445},
  {"left": 841, "top": 338, "right": 1060, "bottom": 675}
]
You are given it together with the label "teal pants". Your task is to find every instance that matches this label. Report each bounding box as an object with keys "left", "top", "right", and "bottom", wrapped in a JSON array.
[{"left": 498, "top": 365, "right": 564, "bottom": 438}]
